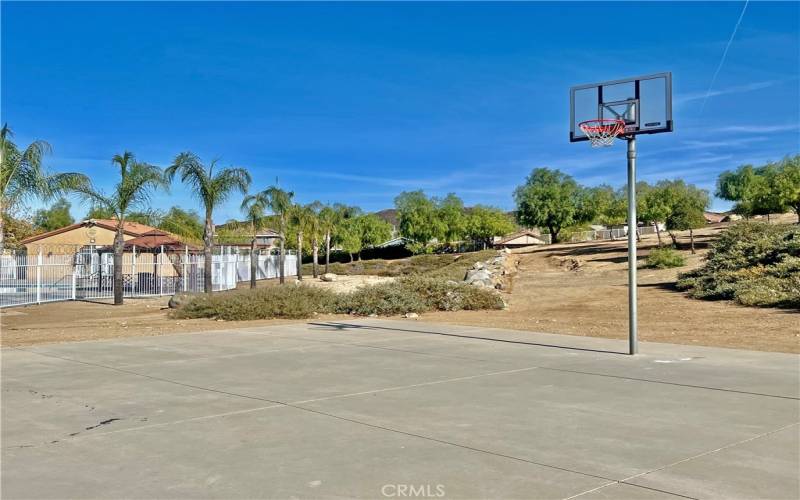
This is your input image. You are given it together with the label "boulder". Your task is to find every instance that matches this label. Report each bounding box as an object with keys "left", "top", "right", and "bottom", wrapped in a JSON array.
[
  {"left": 404, "top": 312, "right": 419, "bottom": 319},
  {"left": 320, "top": 273, "right": 338, "bottom": 282},
  {"left": 168, "top": 293, "right": 193, "bottom": 309},
  {"left": 465, "top": 269, "right": 493, "bottom": 284}
]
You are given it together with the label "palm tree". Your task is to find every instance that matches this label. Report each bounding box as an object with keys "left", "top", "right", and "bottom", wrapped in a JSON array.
[
  {"left": 289, "top": 203, "right": 317, "bottom": 281},
  {"left": 0, "top": 124, "right": 88, "bottom": 250},
  {"left": 166, "top": 152, "right": 251, "bottom": 293},
  {"left": 318, "top": 205, "right": 338, "bottom": 274},
  {"left": 263, "top": 186, "right": 293, "bottom": 284},
  {"left": 240, "top": 192, "right": 270, "bottom": 289},
  {"left": 305, "top": 202, "right": 323, "bottom": 278},
  {"left": 73, "top": 152, "right": 167, "bottom": 305}
]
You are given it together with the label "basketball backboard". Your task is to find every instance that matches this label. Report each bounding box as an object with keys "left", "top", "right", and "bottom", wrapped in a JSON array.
[{"left": 569, "top": 72, "right": 673, "bottom": 142}]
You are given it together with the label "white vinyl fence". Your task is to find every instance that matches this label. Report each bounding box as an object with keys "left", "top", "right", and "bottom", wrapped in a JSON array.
[{"left": 0, "top": 246, "right": 297, "bottom": 308}]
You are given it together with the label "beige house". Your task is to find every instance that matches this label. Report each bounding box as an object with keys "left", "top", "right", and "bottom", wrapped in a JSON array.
[
  {"left": 18, "top": 219, "right": 190, "bottom": 280},
  {"left": 20, "top": 219, "right": 163, "bottom": 256}
]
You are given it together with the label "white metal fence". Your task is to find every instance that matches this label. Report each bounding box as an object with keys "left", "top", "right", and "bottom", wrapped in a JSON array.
[
  {"left": 0, "top": 246, "right": 297, "bottom": 308},
  {"left": 559, "top": 225, "right": 659, "bottom": 244}
]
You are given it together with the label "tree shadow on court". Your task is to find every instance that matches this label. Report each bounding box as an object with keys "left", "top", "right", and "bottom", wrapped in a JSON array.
[{"left": 307, "top": 322, "right": 629, "bottom": 355}]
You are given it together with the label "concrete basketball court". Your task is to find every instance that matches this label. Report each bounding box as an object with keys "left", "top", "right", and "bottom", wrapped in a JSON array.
[{"left": 2, "top": 319, "right": 798, "bottom": 499}]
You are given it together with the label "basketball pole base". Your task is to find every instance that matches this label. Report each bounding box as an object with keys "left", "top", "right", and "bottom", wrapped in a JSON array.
[{"left": 627, "top": 136, "right": 638, "bottom": 355}]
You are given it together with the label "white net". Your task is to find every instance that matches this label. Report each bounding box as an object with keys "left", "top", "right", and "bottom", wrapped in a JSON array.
[{"left": 579, "top": 119, "right": 625, "bottom": 147}]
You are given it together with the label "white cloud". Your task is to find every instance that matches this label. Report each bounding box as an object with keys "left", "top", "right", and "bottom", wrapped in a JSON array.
[
  {"left": 674, "top": 79, "right": 785, "bottom": 105},
  {"left": 714, "top": 123, "right": 800, "bottom": 134}
]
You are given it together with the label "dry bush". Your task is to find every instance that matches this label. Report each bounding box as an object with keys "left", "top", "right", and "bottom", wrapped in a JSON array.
[{"left": 174, "top": 274, "right": 504, "bottom": 321}]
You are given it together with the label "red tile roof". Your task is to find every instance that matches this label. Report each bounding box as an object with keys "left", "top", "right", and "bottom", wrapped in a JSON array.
[{"left": 19, "top": 219, "right": 162, "bottom": 245}]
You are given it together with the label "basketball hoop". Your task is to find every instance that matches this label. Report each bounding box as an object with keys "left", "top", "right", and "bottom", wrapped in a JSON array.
[{"left": 579, "top": 119, "right": 626, "bottom": 147}]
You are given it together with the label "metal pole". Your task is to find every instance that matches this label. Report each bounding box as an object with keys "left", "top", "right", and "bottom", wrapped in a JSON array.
[
  {"left": 36, "top": 247, "right": 42, "bottom": 304},
  {"left": 159, "top": 245, "right": 164, "bottom": 296},
  {"left": 627, "top": 137, "right": 638, "bottom": 355},
  {"left": 132, "top": 245, "right": 137, "bottom": 295}
]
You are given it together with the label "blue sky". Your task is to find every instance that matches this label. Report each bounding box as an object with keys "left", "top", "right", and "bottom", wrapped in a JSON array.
[{"left": 2, "top": 1, "right": 798, "bottom": 221}]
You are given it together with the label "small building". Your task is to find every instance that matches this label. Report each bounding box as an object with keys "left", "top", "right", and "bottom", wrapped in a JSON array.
[{"left": 493, "top": 230, "right": 547, "bottom": 249}]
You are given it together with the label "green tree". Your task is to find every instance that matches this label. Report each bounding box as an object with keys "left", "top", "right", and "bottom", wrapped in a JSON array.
[
  {"left": 1, "top": 212, "right": 37, "bottom": 249},
  {"left": 166, "top": 152, "right": 251, "bottom": 293},
  {"left": 438, "top": 193, "right": 466, "bottom": 246},
  {"left": 660, "top": 180, "right": 710, "bottom": 253},
  {"left": 337, "top": 217, "right": 363, "bottom": 262},
  {"left": 0, "top": 125, "right": 88, "bottom": 250},
  {"left": 354, "top": 214, "right": 393, "bottom": 259},
  {"left": 158, "top": 207, "right": 204, "bottom": 242},
  {"left": 74, "top": 152, "right": 167, "bottom": 305},
  {"left": 770, "top": 155, "right": 800, "bottom": 223},
  {"left": 465, "top": 205, "right": 516, "bottom": 249},
  {"left": 513, "top": 168, "right": 587, "bottom": 243},
  {"left": 85, "top": 204, "right": 116, "bottom": 220},
  {"left": 640, "top": 185, "right": 672, "bottom": 246},
  {"left": 240, "top": 192, "right": 270, "bottom": 289},
  {"left": 33, "top": 198, "right": 74, "bottom": 232},
  {"left": 716, "top": 165, "right": 772, "bottom": 218},
  {"left": 395, "top": 190, "right": 446, "bottom": 253}
]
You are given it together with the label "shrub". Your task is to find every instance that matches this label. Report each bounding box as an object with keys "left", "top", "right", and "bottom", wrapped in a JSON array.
[
  {"left": 336, "top": 282, "right": 428, "bottom": 316},
  {"left": 676, "top": 222, "right": 800, "bottom": 308},
  {"left": 174, "top": 276, "right": 505, "bottom": 320},
  {"left": 174, "top": 285, "right": 339, "bottom": 321},
  {"left": 646, "top": 247, "right": 686, "bottom": 269}
]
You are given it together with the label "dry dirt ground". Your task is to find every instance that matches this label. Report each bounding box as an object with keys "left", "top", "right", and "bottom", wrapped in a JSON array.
[
  {"left": 423, "top": 225, "right": 799, "bottom": 353},
  {"left": 2, "top": 225, "right": 798, "bottom": 352}
]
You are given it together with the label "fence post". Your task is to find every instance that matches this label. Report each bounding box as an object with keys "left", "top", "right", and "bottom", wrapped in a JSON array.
[
  {"left": 132, "top": 245, "right": 137, "bottom": 295},
  {"left": 36, "top": 248, "right": 42, "bottom": 303},
  {"left": 159, "top": 245, "right": 164, "bottom": 296},
  {"left": 71, "top": 266, "right": 77, "bottom": 300},
  {"left": 183, "top": 246, "right": 188, "bottom": 292}
]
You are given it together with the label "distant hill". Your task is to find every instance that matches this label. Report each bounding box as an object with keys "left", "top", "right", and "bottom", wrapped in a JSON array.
[{"left": 374, "top": 209, "right": 398, "bottom": 227}]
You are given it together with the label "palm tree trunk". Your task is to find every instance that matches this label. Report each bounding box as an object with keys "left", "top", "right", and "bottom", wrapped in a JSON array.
[
  {"left": 296, "top": 230, "right": 303, "bottom": 281},
  {"left": 0, "top": 195, "right": 5, "bottom": 253},
  {"left": 203, "top": 215, "right": 213, "bottom": 293},
  {"left": 279, "top": 234, "right": 285, "bottom": 285},
  {"left": 113, "top": 226, "right": 125, "bottom": 305},
  {"left": 250, "top": 238, "right": 257, "bottom": 289},
  {"left": 325, "top": 231, "right": 331, "bottom": 273},
  {"left": 312, "top": 236, "right": 319, "bottom": 278}
]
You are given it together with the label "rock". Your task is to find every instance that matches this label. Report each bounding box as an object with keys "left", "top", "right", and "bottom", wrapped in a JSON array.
[
  {"left": 470, "top": 280, "right": 489, "bottom": 288},
  {"left": 445, "top": 280, "right": 460, "bottom": 286},
  {"left": 465, "top": 269, "right": 493, "bottom": 284},
  {"left": 368, "top": 313, "right": 378, "bottom": 318},
  {"left": 472, "top": 261, "right": 486, "bottom": 270},
  {"left": 168, "top": 293, "right": 192, "bottom": 309},
  {"left": 404, "top": 312, "right": 419, "bottom": 319},
  {"left": 320, "top": 273, "right": 338, "bottom": 282}
]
